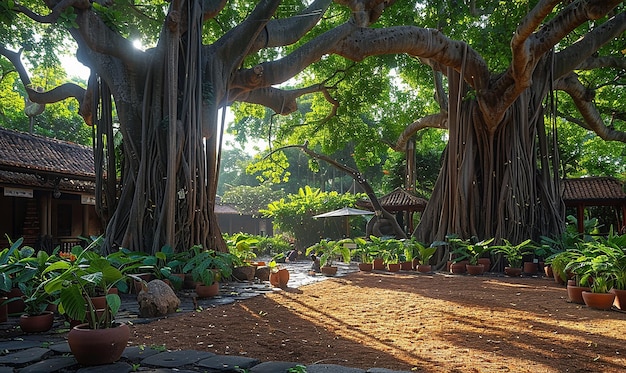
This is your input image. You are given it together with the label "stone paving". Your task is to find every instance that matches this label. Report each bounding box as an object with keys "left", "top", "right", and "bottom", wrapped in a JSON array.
[{"left": 0, "top": 260, "right": 413, "bottom": 373}]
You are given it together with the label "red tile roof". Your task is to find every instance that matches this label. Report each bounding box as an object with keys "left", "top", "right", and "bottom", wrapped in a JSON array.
[
  {"left": 562, "top": 177, "right": 626, "bottom": 205},
  {"left": 0, "top": 127, "right": 94, "bottom": 180}
]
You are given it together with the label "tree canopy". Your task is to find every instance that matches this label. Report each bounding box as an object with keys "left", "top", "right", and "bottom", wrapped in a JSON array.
[{"left": 1, "top": 0, "right": 624, "bottom": 254}]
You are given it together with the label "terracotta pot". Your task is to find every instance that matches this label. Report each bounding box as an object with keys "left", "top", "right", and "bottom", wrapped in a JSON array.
[
  {"left": 610, "top": 288, "right": 626, "bottom": 310},
  {"left": 358, "top": 263, "right": 373, "bottom": 272},
  {"left": 0, "top": 297, "right": 8, "bottom": 322},
  {"left": 450, "top": 262, "right": 466, "bottom": 274},
  {"left": 372, "top": 258, "right": 385, "bottom": 271},
  {"left": 133, "top": 273, "right": 154, "bottom": 294},
  {"left": 567, "top": 285, "right": 591, "bottom": 304},
  {"left": 195, "top": 283, "right": 219, "bottom": 298},
  {"left": 87, "top": 296, "right": 107, "bottom": 310},
  {"left": 387, "top": 263, "right": 401, "bottom": 272},
  {"left": 477, "top": 258, "right": 491, "bottom": 272},
  {"left": 466, "top": 264, "right": 485, "bottom": 276},
  {"left": 321, "top": 266, "right": 338, "bottom": 276},
  {"left": 504, "top": 267, "right": 522, "bottom": 277},
  {"left": 400, "top": 261, "right": 413, "bottom": 271},
  {"left": 269, "top": 268, "right": 289, "bottom": 288},
  {"left": 582, "top": 291, "right": 616, "bottom": 311},
  {"left": 6, "top": 287, "right": 25, "bottom": 314},
  {"left": 68, "top": 323, "right": 130, "bottom": 366},
  {"left": 523, "top": 262, "right": 537, "bottom": 274},
  {"left": 19, "top": 311, "right": 54, "bottom": 333},
  {"left": 233, "top": 266, "right": 256, "bottom": 281},
  {"left": 416, "top": 264, "right": 432, "bottom": 273}
]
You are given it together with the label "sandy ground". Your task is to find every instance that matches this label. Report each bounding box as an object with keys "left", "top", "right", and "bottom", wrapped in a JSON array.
[{"left": 129, "top": 270, "right": 626, "bottom": 372}]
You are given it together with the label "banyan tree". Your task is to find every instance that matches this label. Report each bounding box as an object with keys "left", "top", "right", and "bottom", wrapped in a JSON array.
[{"left": 2, "top": 0, "right": 625, "bottom": 254}]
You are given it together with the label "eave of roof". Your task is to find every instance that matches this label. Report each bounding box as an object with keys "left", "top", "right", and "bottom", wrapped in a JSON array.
[
  {"left": 0, "top": 127, "right": 94, "bottom": 180},
  {"left": 562, "top": 177, "right": 626, "bottom": 205}
]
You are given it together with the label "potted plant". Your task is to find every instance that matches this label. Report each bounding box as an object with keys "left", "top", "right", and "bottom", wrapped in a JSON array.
[
  {"left": 492, "top": 239, "right": 536, "bottom": 277},
  {"left": 227, "top": 234, "right": 259, "bottom": 281},
  {"left": 0, "top": 237, "right": 39, "bottom": 314},
  {"left": 305, "top": 238, "right": 351, "bottom": 276},
  {"left": 350, "top": 237, "right": 375, "bottom": 271},
  {"left": 268, "top": 253, "right": 289, "bottom": 288},
  {"left": 371, "top": 237, "right": 403, "bottom": 272},
  {"left": 183, "top": 245, "right": 232, "bottom": 298},
  {"left": 13, "top": 250, "right": 58, "bottom": 333},
  {"left": 43, "top": 243, "right": 130, "bottom": 366},
  {"left": 449, "top": 237, "right": 493, "bottom": 275},
  {"left": 414, "top": 244, "right": 437, "bottom": 273}
]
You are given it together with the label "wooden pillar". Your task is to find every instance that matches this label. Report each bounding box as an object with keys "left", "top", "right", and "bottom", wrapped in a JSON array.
[
  {"left": 577, "top": 204, "right": 585, "bottom": 233},
  {"left": 82, "top": 204, "right": 89, "bottom": 237}
]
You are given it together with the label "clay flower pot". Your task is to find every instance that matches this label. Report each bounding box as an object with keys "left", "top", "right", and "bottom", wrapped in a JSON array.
[
  {"left": 610, "top": 288, "right": 626, "bottom": 310},
  {"left": 19, "top": 311, "right": 54, "bottom": 333},
  {"left": 68, "top": 323, "right": 130, "bottom": 366},
  {"left": 321, "top": 266, "right": 338, "bottom": 276},
  {"left": 466, "top": 264, "right": 485, "bottom": 276},
  {"left": 417, "top": 264, "right": 432, "bottom": 273},
  {"left": 477, "top": 258, "right": 491, "bottom": 272},
  {"left": 582, "top": 291, "right": 616, "bottom": 311},
  {"left": 523, "top": 262, "right": 537, "bottom": 274},
  {"left": 372, "top": 258, "right": 385, "bottom": 271},
  {"left": 269, "top": 268, "right": 289, "bottom": 288},
  {"left": 387, "top": 263, "right": 401, "bottom": 272},
  {"left": 400, "top": 261, "right": 413, "bottom": 271},
  {"left": 195, "top": 283, "right": 219, "bottom": 298},
  {"left": 358, "top": 263, "right": 373, "bottom": 272},
  {"left": 567, "top": 284, "right": 591, "bottom": 304},
  {"left": 504, "top": 267, "right": 522, "bottom": 277},
  {"left": 449, "top": 262, "right": 466, "bottom": 274}
]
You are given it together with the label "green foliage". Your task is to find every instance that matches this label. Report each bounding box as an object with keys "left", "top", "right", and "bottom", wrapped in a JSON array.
[
  {"left": 221, "top": 184, "right": 283, "bottom": 216},
  {"left": 260, "top": 186, "right": 366, "bottom": 249},
  {"left": 305, "top": 238, "right": 351, "bottom": 267},
  {"left": 492, "top": 239, "right": 537, "bottom": 269}
]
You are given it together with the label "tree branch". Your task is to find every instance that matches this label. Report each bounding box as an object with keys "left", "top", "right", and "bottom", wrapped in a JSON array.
[
  {"left": 231, "top": 22, "right": 356, "bottom": 90},
  {"left": 216, "top": 0, "right": 281, "bottom": 74},
  {"left": 13, "top": 0, "right": 89, "bottom": 23},
  {"left": 247, "top": 0, "right": 333, "bottom": 54},
  {"left": 265, "top": 142, "right": 407, "bottom": 238},
  {"left": 231, "top": 84, "right": 326, "bottom": 115},
  {"left": 393, "top": 112, "right": 448, "bottom": 151},
  {"left": 486, "top": 0, "right": 623, "bottom": 126},
  {"left": 556, "top": 72, "right": 626, "bottom": 143},
  {"left": 202, "top": 0, "right": 228, "bottom": 21},
  {"left": 555, "top": 10, "right": 626, "bottom": 77},
  {"left": 330, "top": 26, "right": 490, "bottom": 92}
]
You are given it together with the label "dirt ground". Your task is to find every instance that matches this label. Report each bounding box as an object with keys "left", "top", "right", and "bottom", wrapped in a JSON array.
[{"left": 129, "top": 271, "right": 626, "bottom": 372}]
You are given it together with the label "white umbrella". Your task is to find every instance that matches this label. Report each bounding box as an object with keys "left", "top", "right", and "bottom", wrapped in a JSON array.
[{"left": 313, "top": 207, "right": 374, "bottom": 237}]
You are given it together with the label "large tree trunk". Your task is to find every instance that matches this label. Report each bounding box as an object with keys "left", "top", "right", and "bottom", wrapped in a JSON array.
[
  {"left": 414, "top": 58, "right": 564, "bottom": 266},
  {"left": 97, "top": 0, "right": 226, "bottom": 255}
]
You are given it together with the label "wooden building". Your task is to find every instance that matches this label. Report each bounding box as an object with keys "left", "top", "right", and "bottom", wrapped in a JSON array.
[{"left": 0, "top": 127, "right": 101, "bottom": 251}]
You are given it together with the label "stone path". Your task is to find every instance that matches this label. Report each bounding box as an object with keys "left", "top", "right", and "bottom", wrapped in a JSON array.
[{"left": 0, "top": 260, "right": 413, "bottom": 372}]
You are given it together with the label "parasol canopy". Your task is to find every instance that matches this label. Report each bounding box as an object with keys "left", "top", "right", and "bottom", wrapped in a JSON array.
[
  {"left": 313, "top": 207, "right": 374, "bottom": 237},
  {"left": 313, "top": 207, "right": 375, "bottom": 218}
]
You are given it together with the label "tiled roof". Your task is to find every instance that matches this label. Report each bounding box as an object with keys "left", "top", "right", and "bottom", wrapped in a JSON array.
[
  {"left": 358, "top": 187, "right": 428, "bottom": 211},
  {"left": 0, "top": 127, "right": 94, "bottom": 179},
  {"left": 214, "top": 204, "right": 240, "bottom": 215},
  {"left": 562, "top": 177, "right": 626, "bottom": 204},
  {"left": 0, "top": 170, "right": 95, "bottom": 193}
]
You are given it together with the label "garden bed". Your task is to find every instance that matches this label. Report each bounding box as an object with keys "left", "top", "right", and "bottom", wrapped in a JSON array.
[{"left": 129, "top": 271, "right": 626, "bottom": 372}]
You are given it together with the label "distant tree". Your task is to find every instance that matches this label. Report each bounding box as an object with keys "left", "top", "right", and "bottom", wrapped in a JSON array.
[
  {"left": 261, "top": 186, "right": 366, "bottom": 249},
  {"left": 221, "top": 184, "right": 283, "bottom": 217}
]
